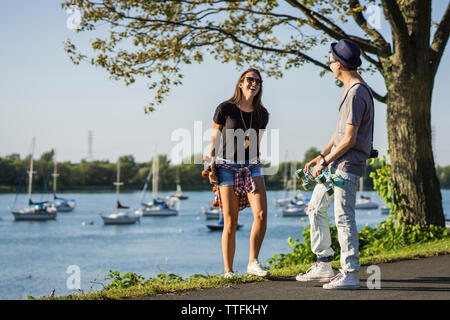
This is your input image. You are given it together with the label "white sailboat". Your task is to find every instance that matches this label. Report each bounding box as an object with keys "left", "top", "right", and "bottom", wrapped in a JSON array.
[
  {"left": 202, "top": 205, "right": 221, "bottom": 219},
  {"left": 168, "top": 167, "right": 188, "bottom": 200},
  {"left": 281, "top": 160, "right": 307, "bottom": 217},
  {"left": 141, "top": 152, "right": 179, "bottom": 216},
  {"left": 206, "top": 212, "right": 243, "bottom": 231},
  {"left": 380, "top": 206, "right": 391, "bottom": 214},
  {"left": 51, "top": 155, "right": 76, "bottom": 212},
  {"left": 11, "top": 138, "right": 57, "bottom": 221},
  {"left": 355, "top": 177, "right": 379, "bottom": 209},
  {"left": 274, "top": 152, "right": 292, "bottom": 207},
  {"left": 100, "top": 161, "right": 141, "bottom": 225}
]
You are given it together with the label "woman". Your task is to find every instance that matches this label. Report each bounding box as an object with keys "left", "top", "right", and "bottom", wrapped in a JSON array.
[{"left": 207, "top": 68, "right": 270, "bottom": 278}]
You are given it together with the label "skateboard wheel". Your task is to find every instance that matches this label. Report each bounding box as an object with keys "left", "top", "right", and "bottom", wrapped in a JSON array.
[
  {"left": 316, "top": 174, "right": 326, "bottom": 184},
  {"left": 295, "top": 169, "right": 305, "bottom": 179}
]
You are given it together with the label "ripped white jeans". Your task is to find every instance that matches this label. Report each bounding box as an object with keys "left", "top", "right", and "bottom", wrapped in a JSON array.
[{"left": 306, "top": 167, "right": 360, "bottom": 272}]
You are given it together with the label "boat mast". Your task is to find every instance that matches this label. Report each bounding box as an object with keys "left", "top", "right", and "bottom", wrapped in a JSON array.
[
  {"left": 175, "top": 166, "right": 182, "bottom": 195},
  {"left": 114, "top": 160, "right": 123, "bottom": 204},
  {"left": 291, "top": 157, "right": 297, "bottom": 194},
  {"left": 152, "top": 153, "right": 159, "bottom": 199},
  {"left": 139, "top": 166, "right": 152, "bottom": 204},
  {"left": 52, "top": 154, "right": 59, "bottom": 195},
  {"left": 27, "top": 137, "right": 36, "bottom": 201},
  {"left": 283, "top": 151, "right": 288, "bottom": 198}
]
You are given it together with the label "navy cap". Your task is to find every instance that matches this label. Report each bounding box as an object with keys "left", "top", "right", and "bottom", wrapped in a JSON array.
[{"left": 330, "top": 39, "right": 362, "bottom": 69}]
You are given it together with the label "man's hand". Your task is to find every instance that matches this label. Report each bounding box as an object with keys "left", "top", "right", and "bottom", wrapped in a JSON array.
[
  {"left": 305, "top": 157, "right": 320, "bottom": 174},
  {"left": 312, "top": 163, "right": 325, "bottom": 178}
]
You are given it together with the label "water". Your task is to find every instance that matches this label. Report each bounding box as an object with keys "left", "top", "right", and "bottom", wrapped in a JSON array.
[{"left": 0, "top": 190, "right": 448, "bottom": 299}]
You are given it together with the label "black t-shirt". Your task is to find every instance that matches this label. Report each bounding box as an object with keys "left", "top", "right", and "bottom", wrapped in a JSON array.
[{"left": 213, "top": 101, "right": 269, "bottom": 163}]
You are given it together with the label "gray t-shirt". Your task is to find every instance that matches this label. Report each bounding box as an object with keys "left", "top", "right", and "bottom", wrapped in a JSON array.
[{"left": 330, "top": 83, "right": 374, "bottom": 177}]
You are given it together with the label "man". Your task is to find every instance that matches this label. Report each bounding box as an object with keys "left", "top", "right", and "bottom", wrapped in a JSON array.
[{"left": 296, "top": 39, "right": 375, "bottom": 290}]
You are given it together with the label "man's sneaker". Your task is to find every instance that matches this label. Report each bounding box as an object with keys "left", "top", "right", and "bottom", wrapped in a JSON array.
[
  {"left": 296, "top": 262, "right": 335, "bottom": 283},
  {"left": 223, "top": 271, "right": 236, "bottom": 278},
  {"left": 322, "top": 269, "right": 360, "bottom": 290},
  {"left": 247, "top": 260, "right": 270, "bottom": 277}
]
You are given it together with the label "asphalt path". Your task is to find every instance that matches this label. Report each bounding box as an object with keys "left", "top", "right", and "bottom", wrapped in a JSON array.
[{"left": 141, "top": 254, "right": 450, "bottom": 300}]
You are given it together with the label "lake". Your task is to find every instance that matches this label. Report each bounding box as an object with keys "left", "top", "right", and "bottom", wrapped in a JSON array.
[{"left": 0, "top": 189, "right": 449, "bottom": 299}]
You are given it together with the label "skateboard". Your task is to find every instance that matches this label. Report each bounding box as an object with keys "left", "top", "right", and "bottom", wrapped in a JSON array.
[
  {"left": 295, "top": 168, "right": 344, "bottom": 196},
  {"left": 202, "top": 156, "right": 219, "bottom": 207}
]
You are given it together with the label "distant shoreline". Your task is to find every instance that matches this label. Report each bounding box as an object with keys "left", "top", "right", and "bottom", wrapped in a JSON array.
[
  {"left": 0, "top": 186, "right": 289, "bottom": 193},
  {"left": 2, "top": 186, "right": 447, "bottom": 194}
]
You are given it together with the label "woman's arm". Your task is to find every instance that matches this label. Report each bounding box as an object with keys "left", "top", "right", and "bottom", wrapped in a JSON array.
[
  {"left": 207, "top": 121, "right": 223, "bottom": 185},
  {"left": 208, "top": 121, "right": 223, "bottom": 158}
]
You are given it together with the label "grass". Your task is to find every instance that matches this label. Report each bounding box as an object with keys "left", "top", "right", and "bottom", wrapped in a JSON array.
[{"left": 38, "top": 235, "right": 450, "bottom": 300}]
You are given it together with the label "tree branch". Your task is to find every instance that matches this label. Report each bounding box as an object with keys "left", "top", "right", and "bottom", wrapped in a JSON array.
[
  {"left": 430, "top": 2, "right": 450, "bottom": 76},
  {"left": 371, "top": 88, "right": 387, "bottom": 104},
  {"left": 79, "top": 0, "right": 388, "bottom": 104},
  {"left": 348, "top": 0, "right": 391, "bottom": 56},
  {"left": 100, "top": 2, "right": 330, "bottom": 72},
  {"left": 360, "top": 50, "right": 383, "bottom": 74},
  {"left": 284, "top": 0, "right": 381, "bottom": 55},
  {"left": 381, "top": 0, "right": 410, "bottom": 54}
]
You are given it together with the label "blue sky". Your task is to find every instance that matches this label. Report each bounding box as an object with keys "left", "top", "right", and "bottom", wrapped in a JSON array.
[{"left": 1, "top": 1, "right": 449, "bottom": 166}]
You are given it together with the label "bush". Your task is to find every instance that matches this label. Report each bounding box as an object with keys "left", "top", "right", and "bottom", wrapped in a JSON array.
[
  {"left": 267, "top": 222, "right": 340, "bottom": 268},
  {"left": 267, "top": 216, "right": 448, "bottom": 269},
  {"left": 104, "top": 270, "right": 184, "bottom": 290}
]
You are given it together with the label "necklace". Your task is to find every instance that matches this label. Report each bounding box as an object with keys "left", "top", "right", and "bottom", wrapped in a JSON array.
[{"left": 239, "top": 108, "right": 253, "bottom": 149}]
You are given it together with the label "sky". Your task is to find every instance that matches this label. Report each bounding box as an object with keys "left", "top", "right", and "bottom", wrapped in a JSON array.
[{"left": 1, "top": 1, "right": 449, "bottom": 166}]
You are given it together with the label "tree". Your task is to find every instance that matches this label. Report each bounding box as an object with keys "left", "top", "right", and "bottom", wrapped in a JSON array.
[
  {"left": 40, "top": 149, "right": 55, "bottom": 162},
  {"left": 62, "top": 0, "right": 449, "bottom": 227},
  {"left": 303, "top": 147, "right": 321, "bottom": 164}
]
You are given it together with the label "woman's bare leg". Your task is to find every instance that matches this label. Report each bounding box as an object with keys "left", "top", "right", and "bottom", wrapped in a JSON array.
[
  {"left": 246, "top": 177, "right": 268, "bottom": 265},
  {"left": 219, "top": 186, "right": 240, "bottom": 272}
]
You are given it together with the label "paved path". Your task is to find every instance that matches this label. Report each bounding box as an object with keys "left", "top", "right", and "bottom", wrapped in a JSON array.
[{"left": 141, "top": 254, "right": 450, "bottom": 300}]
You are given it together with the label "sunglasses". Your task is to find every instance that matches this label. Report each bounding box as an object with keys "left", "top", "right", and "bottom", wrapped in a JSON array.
[
  {"left": 244, "top": 76, "right": 263, "bottom": 85},
  {"left": 326, "top": 60, "right": 338, "bottom": 67}
]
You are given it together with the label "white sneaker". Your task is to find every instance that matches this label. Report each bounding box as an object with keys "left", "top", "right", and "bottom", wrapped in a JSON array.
[
  {"left": 296, "top": 262, "right": 335, "bottom": 282},
  {"left": 322, "top": 269, "right": 360, "bottom": 290},
  {"left": 247, "top": 260, "right": 270, "bottom": 277},
  {"left": 223, "top": 271, "right": 236, "bottom": 278}
]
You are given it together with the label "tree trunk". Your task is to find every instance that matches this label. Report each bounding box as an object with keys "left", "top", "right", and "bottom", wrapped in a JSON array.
[{"left": 385, "top": 58, "right": 445, "bottom": 227}]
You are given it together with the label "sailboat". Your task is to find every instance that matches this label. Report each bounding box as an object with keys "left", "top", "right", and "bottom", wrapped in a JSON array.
[
  {"left": 140, "top": 153, "right": 179, "bottom": 216},
  {"left": 355, "top": 177, "right": 379, "bottom": 209},
  {"left": 281, "top": 160, "right": 307, "bottom": 217},
  {"left": 11, "top": 138, "right": 57, "bottom": 221},
  {"left": 100, "top": 160, "right": 142, "bottom": 225},
  {"left": 202, "top": 205, "right": 221, "bottom": 219},
  {"left": 168, "top": 167, "right": 188, "bottom": 200},
  {"left": 274, "top": 153, "right": 292, "bottom": 207},
  {"left": 206, "top": 212, "right": 242, "bottom": 231},
  {"left": 51, "top": 155, "right": 76, "bottom": 212}
]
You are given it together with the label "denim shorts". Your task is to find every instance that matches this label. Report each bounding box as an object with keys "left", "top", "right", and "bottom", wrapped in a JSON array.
[{"left": 217, "top": 162, "right": 263, "bottom": 187}]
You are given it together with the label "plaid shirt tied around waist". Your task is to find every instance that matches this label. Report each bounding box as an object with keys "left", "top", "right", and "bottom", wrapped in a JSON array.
[{"left": 214, "top": 159, "right": 260, "bottom": 212}]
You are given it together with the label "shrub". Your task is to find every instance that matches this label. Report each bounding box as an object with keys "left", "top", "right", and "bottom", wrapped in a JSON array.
[{"left": 267, "top": 216, "right": 448, "bottom": 269}]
